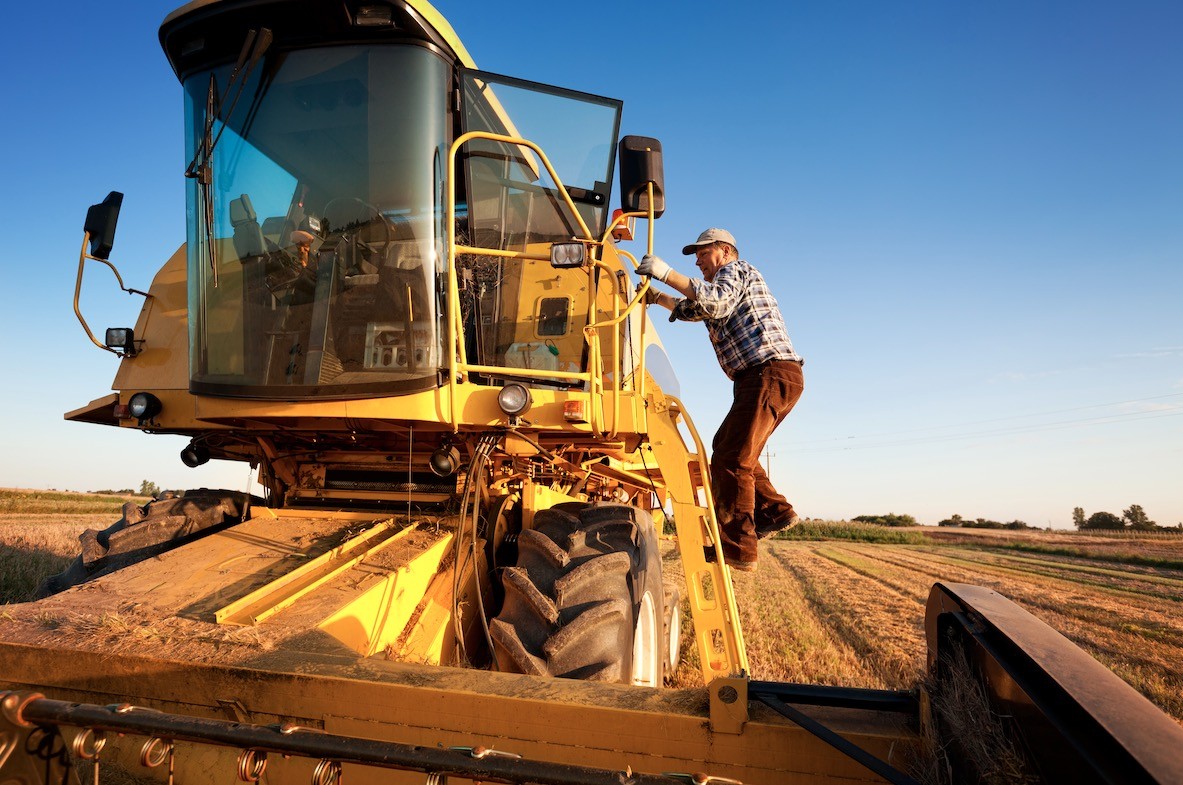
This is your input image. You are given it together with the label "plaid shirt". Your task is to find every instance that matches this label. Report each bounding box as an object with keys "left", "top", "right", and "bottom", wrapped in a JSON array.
[{"left": 671, "top": 259, "right": 801, "bottom": 380}]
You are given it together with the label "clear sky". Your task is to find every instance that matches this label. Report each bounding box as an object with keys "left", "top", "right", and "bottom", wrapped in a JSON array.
[{"left": 1, "top": 1, "right": 1179, "bottom": 528}]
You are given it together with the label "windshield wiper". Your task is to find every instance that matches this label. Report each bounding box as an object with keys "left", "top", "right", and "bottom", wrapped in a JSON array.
[{"left": 185, "top": 28, "right": 273, "bottom": 286}]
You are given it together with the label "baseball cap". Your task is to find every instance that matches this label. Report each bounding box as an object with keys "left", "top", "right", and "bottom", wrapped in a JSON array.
[{"left": 682, "top": 228, "right": 737, "bottom": 255}]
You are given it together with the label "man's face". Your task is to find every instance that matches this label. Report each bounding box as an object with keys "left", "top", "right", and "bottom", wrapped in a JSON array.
[{"left": 694, "top": 244, "right": 729, "bottom": 281}]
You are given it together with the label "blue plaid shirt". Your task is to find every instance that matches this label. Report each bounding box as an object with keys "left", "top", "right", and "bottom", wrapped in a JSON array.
[{"left": 671, "top": 259, "right": 801, "bottom": 380}]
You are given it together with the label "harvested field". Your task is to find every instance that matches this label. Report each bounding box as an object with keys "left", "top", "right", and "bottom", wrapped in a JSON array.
[
  {"left": 693, "top": 535, "right": 1183, "bottom": 725},
  {"left": 0, "top": 515, "right": 99, "bottom": 604}
]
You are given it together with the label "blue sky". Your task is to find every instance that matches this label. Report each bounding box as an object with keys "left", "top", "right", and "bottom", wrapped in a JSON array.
[{"left": 1, "top": 1, "right": 1179, "bottom": 527}]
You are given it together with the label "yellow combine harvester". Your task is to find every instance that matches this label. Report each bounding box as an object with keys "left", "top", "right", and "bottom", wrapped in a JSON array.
[{"left": 3, "top": 2, "right": 1182, "bottom": 784}]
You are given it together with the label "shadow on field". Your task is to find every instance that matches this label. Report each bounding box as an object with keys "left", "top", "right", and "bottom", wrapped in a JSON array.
[{"left": 0, "top": 544, "right": 74, "bottom": 604}]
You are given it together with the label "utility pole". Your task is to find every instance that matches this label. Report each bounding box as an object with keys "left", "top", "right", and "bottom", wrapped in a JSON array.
[{"left": 763, "top": 446, "right": 776, "bottom": 475}]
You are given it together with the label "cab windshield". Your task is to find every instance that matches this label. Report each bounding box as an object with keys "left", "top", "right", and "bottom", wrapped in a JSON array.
[{"left": 184, "top": 44, "right": 450, "bottom": 397}]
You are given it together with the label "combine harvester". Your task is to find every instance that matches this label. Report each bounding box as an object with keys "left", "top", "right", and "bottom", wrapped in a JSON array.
[{"left": 2, "top": 2, "right": 1181, "bottom": 783}]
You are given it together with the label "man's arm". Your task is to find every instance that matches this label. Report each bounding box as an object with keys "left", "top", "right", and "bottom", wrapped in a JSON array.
[
  {"left": 638, "top": 254, "right": 741, "bottom": 320},
  {"left": 644, "top": 288, "right": 678, "bottom": 310},
  {"left": 661, "top": 269, "right": 697, "bottom": 300},
  {"left": 684, "top": 265, "right": 742, "bottom": 319},
  {"left": 637, "top": 254, "right": 696, "bottom": 300}
]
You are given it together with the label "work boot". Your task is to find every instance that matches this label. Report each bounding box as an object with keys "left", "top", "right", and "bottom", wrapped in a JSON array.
[
  {"left": 728, "top": 558, "right": 757, "bottom": 573},
  {"left": 756, "top": 513, "right": 801, "bottom": 540},
  {"left": 703, "top": 544, "right": 757, "bottom": 572}
]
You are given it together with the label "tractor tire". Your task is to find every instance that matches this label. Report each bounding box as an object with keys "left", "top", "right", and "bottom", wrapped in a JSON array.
[
  {"left": 490, "top": 503, "right": 664, "bottom": 685},
  {"left": 37, "top": 489, "right": 259, "bottom": 597}
]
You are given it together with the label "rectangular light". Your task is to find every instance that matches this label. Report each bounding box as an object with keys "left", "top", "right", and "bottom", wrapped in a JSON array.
[
  {"left": 105, "top": 327, "right": 136, "bottom": 353},
  {"left": 550, "top": 242, "right": 586, "bottom": 269},
  {"left": 354, "top": 5, "right": 394, "bottom": 26}
]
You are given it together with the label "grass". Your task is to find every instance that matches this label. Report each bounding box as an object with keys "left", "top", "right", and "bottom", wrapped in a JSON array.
[
  {"left": 776, "top": 519, "right": 932, "bottom": 544},
  {"left": 0, "top": 488, "right": 145, "bottom": 516}
]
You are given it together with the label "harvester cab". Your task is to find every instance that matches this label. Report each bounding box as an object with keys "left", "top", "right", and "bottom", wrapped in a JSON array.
[
  {"left": 12, "top": 3, "right": 1183, "bottom": 785},
  {"left": 63, "top": 0, "right": 746, "bottom": 691}
]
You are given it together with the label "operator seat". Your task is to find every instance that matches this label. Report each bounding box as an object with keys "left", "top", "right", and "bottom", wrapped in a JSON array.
[{"left": 229, "top": 194, "right": 267, "bottom": 261}]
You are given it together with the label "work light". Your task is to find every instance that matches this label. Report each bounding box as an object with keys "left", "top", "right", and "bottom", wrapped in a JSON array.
[
  {"left": 104, "top": 327, "right": 136, "bottom": 356},
  {"left": 550, "top": 242, "right": 586, "bottom": 269},
  {"left": 128, "top": 392, "right": 162, "bottom": 422},
  {"left": 497, "top": 383, "right": 532, "bottom": 418},
  {"left": 180, "top": 442, "right": 210, "bottom": 467}
]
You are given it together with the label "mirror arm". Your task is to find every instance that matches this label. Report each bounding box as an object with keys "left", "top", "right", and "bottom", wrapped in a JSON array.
[
  {"left": 73, "top": 232, "right": 150, "bottom": 357},
  {"left": 646, "top": 182, "right": 655, "bottom": 257}
]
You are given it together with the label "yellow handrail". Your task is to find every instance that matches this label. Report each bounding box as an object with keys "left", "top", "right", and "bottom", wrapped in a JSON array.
[
  {"left": 598, "top": 201, "right": 657, "bottom": 422},
  {"left": 446, "top": 131, "right": 662, "bottom": 441},
  {"left": 446, "top": 130, "right": 597, "bottom": 431}
]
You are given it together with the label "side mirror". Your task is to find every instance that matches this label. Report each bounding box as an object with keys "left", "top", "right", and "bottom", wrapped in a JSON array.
[
  {"left": 83, "top": 191, "right": 124, "bottom": 260},
  {"left": 618, "top": 136, "right": 665, "bottom": 219},
  {"left": 75, "top": 191, "right": 147, "bottom": 357}
]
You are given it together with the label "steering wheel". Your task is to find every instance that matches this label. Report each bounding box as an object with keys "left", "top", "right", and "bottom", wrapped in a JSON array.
[{"left": 322, "top": 197, "right": 397, "bottom": 276}]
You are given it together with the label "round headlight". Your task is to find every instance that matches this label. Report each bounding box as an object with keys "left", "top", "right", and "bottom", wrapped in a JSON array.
[
  {"left": 429, "top": 445, "right": 461, "bottom": 477},
  {"left": 128, "top": 392, "right": 162, "bottom": 421},
  {"left": 497, "top": 383, "right": 532, "bottom": 417},
  {"left": 180, "top": 443, "right": 210, "bottom": 468}
]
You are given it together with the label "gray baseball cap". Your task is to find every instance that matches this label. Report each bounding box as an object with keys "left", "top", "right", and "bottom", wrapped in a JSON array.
[{"left": 682, "top": 227, "right": 737, "bottom": 255}]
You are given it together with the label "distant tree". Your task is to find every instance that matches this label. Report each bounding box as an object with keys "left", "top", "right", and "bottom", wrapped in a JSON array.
[
  {"left": 937, "top": 514, "right": 964, "bottom": 527},
  {"left": 1005, "top": 520, "right": 1030, "bottom": 530},
  {"left": 1083, "top": 511, "right": 1124, "bottom": 530},
  {"left": 1122, "top": 504, "right": 1156, "bottom": 531},
  {"left": 853, "top": 513, "right": 918, "bottom": 527},
  {"left": 1072, "top": 507, "right": 1087, "bottom": 529},
  {"left": 139, "top": 480, "right": 161, "bottom": 498}
]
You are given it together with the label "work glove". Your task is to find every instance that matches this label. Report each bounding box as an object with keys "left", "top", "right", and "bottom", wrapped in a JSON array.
[
  {"left": 669, "top": 299, "right": 694, "bottom": 322},
  {"left": 637, "top": 254, "right": 672, "bottom": 282}
]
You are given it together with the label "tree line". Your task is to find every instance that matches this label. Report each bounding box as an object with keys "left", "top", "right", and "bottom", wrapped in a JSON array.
[
  {"left": 89, "top": 480, "right": 162, "bottom": 497},
  {"left": 1072, "top": 504, "right": 1178, "bottom": 531},
  {"left": 853, "top": 513, "right": 1034, "bottom": 529},
  {"left": 936, "top": 514, "right": 1032, "bottom": 529}
]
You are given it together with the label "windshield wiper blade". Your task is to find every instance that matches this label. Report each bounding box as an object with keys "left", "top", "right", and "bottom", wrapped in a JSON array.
[
  {"left": 185, "top": 28, "right": 272, "bottom": 180},
  {"left": 184, "top": 28, "right": 273, "bottom": 286},
  {"left": 208, "top": 28, "right": 273, "bottom": 160}
]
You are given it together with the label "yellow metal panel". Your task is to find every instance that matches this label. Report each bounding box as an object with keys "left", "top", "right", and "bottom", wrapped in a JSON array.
[
  {"left": 396, "top": 570, "right": 454, "bottom": 665},
  {"left": 644, "top": 394, "right": 749, "bottom": 685},
  {"left": 0, "top": 645, "right": 915, "bottom": 785},
  {"left": 319, "top": 534, "right": 453, "bottom": 656},
  {"left": 406, "top": 0, "right": 478, "bottom": 68},
  {"left": 520, "top": 484, "right": 581, "bottom": 531},
  {"left": 215, "top": 520, "right": 410, "bottom": 626},
  {"left": 111, "top": 245, "right": 190, "bottom": 393},
  {"left": 63, "top": 393, "right": 119, "bottom": 424},
  {"left": 398, "top": 536, "right": 494, "bottom": 665}
]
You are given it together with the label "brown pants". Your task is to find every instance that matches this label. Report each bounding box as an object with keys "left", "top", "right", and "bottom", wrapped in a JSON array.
[{"left": 711, "top": 360, "right": 804, "bottom": 562}]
